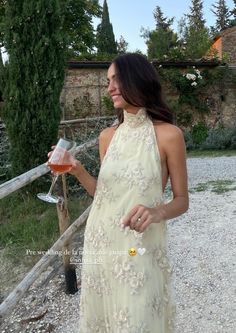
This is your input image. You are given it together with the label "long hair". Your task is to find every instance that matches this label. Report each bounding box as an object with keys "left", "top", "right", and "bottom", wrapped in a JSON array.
[{"left": 112, "top": 53, "right": 173, "bottom": 124}]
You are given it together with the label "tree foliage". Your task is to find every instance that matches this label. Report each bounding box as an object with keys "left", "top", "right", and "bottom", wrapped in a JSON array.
[
  {"left": 0, "top": 0, "right": 6, "bottom": 47},
  {"left": 117, "top": 35, "right": 128, "bottom": 54},
  {"left": 96, "top": 0, "right": 117, "bottom": 56},
  {"left": 211, "top": 0, "right": 231, "bottom": 31},
  {"left": 63, "top": 0, "right": 101, "bottom": 57},
  {"left": 141, "top": 6, "right": 179, "bottom": 60},
  {"left": 0, "top": 0, "right": 102, "bottom": 58},
  {"left": 0, "top": 50, "right": 4, "bottom": 103},
  {"left": 228, "top": 0, "right": 236, "bottom": 26},
  {"left": 2, "top": 0, "right": 66, "bottom": 176},
  {"left": 230, "top": 0, "right": 236, "bottom": 19},
  {"left": 181, "top": 0, "right": 211, "bottom": 59}
]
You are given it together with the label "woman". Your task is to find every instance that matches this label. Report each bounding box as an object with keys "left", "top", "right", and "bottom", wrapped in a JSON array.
[{"left": 69, "top": 53, "right": 188, "bottom": 332}]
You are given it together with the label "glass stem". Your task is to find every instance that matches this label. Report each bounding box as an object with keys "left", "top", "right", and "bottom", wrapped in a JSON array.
[{"left": 47, "top": 174, "right": 59, "bottom": 196}]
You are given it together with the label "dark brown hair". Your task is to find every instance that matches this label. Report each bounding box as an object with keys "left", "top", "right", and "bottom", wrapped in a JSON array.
[{"left": 112, "top": 53, "right": 173, "bottom": 124}]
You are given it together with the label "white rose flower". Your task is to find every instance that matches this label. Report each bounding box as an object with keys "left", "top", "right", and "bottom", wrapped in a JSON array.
[{"left": 186, "top": 73, "right": 196, "bottom": 80}]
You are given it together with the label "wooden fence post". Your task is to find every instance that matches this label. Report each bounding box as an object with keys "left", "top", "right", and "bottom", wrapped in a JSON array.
[{"left": 56, "top": 174, "right": 78, "bottom": 294}]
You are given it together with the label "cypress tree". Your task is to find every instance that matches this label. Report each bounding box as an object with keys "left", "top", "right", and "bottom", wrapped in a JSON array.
[
  {"left": 96, "top": 0, "right": 117, "bottom": 56},
  {"left": 2, "top": 0, "right": 66, "bottom": 176},
  {"left": 0, "top": 51, "right": 4, "bottom": 104}
]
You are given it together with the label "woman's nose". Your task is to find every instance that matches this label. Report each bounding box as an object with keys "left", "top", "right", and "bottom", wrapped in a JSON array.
[{"left": 107, "top": 81, "right": 115, "bottom": 94}]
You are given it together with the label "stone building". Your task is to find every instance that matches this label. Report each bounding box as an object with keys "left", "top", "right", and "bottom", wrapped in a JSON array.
[{"left": 211, "top": 25, "right": 236, "bottom": 64}]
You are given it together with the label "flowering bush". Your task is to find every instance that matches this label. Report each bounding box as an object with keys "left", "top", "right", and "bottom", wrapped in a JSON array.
[
  {"left": 156, "top": 64, "right": 231, "bottom": 127},
  {"left": 183, "top": 67, "right": 203, "bottom": 87}
]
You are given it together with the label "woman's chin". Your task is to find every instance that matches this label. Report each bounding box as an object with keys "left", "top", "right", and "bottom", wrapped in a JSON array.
[{"left": 113, "top": 102, "right": 123, "bottom": 109}]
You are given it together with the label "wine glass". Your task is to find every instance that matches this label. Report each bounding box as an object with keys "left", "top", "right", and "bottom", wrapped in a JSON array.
[{"left": 37, "top": 138, "right": 76, "bottom": 204}]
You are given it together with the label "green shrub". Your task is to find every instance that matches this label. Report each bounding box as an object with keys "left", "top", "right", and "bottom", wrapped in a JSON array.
[
  {"left": 101, "top": 95, "right": 115, "bottom": 115},
  {"left": 184, "top": 130, "right": 196, "bottom": 150},
  {"left": 184, "top": 126, "right": 236, "bottom": 150},
  {"left": 191, "top": 122, "right": 208, "bottom": 145},
  {"left": 202, "top": 127, "right": 236, "bottom": 150}
]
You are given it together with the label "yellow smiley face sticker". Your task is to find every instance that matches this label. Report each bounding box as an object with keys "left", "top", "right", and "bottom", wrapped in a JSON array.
[{"left": 128, "top": 247, "right": 137, "bottom": 256}]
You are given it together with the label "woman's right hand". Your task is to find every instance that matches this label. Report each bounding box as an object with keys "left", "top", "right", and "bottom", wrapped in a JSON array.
[
  {"left": 47, "top": 146, "right": 83, "bottom": 176},
  {"left": 69, "top": 157, "right": 83, "bottom": 176}
]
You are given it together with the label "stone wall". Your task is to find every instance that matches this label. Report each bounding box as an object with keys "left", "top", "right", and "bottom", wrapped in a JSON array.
[
  {"left": 60, "top": 62, "right": 236, "bottom": 129},
  {"left": 222, "top": 26, "right": 236, "bottom": 64},
  {"left": 60, "top": 64, "right": 110, "bottom": 120}
]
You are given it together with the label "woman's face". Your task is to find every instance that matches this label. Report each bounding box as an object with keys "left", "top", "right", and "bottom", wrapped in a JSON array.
[{"left": 107, "top": 63, "right": 139, "bottom": 113}]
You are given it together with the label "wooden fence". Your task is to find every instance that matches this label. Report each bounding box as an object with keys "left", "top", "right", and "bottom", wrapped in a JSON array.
[{"left": 0, "top": 116, "right": 115, "bottom": 318}]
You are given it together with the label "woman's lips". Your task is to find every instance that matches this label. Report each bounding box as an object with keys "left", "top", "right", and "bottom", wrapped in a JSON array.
[{"left": 111, "top": 94, "right": 121, "bottom": 101}]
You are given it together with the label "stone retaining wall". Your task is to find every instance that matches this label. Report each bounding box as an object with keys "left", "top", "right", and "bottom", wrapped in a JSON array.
[{"left": 60, "top": 62, "right": 236, "bottom": 129}]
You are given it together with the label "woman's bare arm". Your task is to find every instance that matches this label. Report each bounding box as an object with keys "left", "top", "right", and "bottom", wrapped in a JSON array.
[
  {"left": 122, "top": 124, "right": 189, "bottom": 232},
  {"left": 156, "top": 124, "right": 189, "bottom": 220}
]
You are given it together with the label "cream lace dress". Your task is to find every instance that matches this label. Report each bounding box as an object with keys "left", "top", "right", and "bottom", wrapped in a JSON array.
[{"left": 78, "top": 108, "right": 175, "bottom": 333}]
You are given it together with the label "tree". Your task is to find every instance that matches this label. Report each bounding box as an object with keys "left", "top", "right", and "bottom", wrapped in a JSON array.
[
  {"left": 96, "top": 0, "right": 117, "bottom": 55},
  {"left": 0, "top": 1, "right": 6, "bottom": 48},
  {"left": 2, "top": 0, "right": 66, "bottom": 176},
  {"left": 182, "top": 0, "right": 211, "bottom": 59},
  {"left": 0, "top": 50, "right": 4, "bottom": 103},
  {"left": 230, "top": 0, "right": 236, "bottom": 21},
  {"left": 229, "top": 1, "right": 236, "bottom": 26},
  {"left": 141, "top": 6, "right": 179, "bottom": 60},
  {"left": 117, "top": 35, "right": 128, "bottom": 54},
  {"left": 0, "top": 1, "right": 102, "bottom": 58},
  {"left": 63, "top": 0, "right": 101, "bottom": 57},
  {"left": 211, "top": 0, "right": 231, "bottom": 31}
]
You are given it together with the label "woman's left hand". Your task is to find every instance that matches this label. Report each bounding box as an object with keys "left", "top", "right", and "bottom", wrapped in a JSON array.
[{"left": 122, "top": 204, "right": 163, "bottom": 233}]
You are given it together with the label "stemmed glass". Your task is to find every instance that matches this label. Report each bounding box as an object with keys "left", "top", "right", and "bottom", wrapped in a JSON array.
[{"left": 37, "top": 138, "right": 76, "bottom": 204}]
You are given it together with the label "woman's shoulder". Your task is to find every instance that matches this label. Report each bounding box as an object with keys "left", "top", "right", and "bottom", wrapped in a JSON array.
[
  {"left": 99, "top": 125, "right": 117, "bottom": 140},
  {"left": 152, "top": 121, "right": 184, "bottom": 141},
  {"left": 99, "top": 125, "right": 117, "bottom": 149}
]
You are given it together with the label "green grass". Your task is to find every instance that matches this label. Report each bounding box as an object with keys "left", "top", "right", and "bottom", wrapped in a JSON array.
[
  {"left": 193, "top": 183, "right": 209, "bottom": 192},
  {"left": 0, "top": 192, "right": 91, "bottom": 257},
  {"left": 187, "top": 149, "right": 236, "bottom": 158},
  {"left": 193, "top": 179, "right": 236, "bottom": 194}
]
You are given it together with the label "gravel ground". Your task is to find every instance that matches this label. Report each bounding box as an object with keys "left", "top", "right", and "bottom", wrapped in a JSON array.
[{"left": 0, "top": 156, "right": 236, "bottom": 333}]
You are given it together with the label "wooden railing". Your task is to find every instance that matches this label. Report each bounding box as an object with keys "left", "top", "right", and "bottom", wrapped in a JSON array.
[
  {"left": 0, "top": 138, "right": 97, "bottom": 200},
  {"left": 0, "top": 137, "right": 99, "bottom": 318},
  {"left": 0, "top": 114, "right": 118, "bottom": 318},
  {"left": 0, "top": 115, "right": 117, "bottom": 318}
]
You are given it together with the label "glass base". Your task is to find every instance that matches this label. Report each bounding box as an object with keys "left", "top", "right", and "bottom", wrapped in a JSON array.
[{"left": 37, "top": 192, "right": 63, "bottom": 204}]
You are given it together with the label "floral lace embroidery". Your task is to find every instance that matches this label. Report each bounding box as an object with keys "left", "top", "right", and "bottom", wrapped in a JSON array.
[
  {"left": 108, "top": 210, "right": 125, "bottom": 230},
  {"left": 150, "top": 247, "right": 172, "bottom": 275},
  {"left": 103, "top": 141, "right": 121, "bottom": 162},
  {"left": 148, "top": 292, "right": 164, "bottom": 318},
  {"left": 107, "top": 212, "right": 144, "bottom": 245},
  {"left": 113, "top": 307, "right": 150, "bottom": 333},
  {"left": 123, "top": 108, "right": 147, "bottom": 128},
  {"left": 81, "top": 270, "right": 112, "bottom": 297},
  {"left": 93, "top": 177, "right": 118, "bottom": 209},
  {"left": 80, "top": 315, "right": 111, "bottom": 333},
  {"left": 111, "top": 256, "right": 147, "bottom": 295},
  {"left": 113, "top": 162, "right": 156, "bottom": 197},
  {"left": 84, "top": 222, "right": 111, "bottom": 250},
  {"left": 147, "top": 290, "right": 176, "bottom": 332},
  {"left": 120, "top": 124, "right": 155, "bottom": 151}
]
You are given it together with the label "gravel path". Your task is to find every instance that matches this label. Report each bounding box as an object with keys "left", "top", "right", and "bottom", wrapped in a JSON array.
[{"left": 0, "top": 156, "right": 236, "bottom": 333}]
